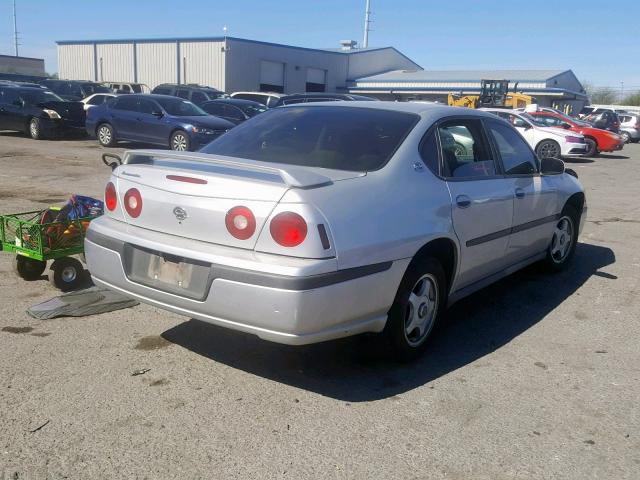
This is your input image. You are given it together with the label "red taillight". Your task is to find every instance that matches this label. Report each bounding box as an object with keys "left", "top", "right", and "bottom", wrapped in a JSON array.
[
  {"left": 225, "top": 206, "right": 256, "bottom": 240},
  {"left": 105, "top": 182, "right": 117, "bottom": 211},
  {"left": 270, "top": 212, "right": 307, "bottom": 247},
  {"left": 124, "top": 188, "right": 142, "bottom": 218}
]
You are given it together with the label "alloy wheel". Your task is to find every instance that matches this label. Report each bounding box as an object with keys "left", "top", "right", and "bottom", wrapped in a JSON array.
[
  {"left": 539, "top": 141, "right": 560, "bottom": 159},
  {"left": 404, "top": 273, "right": 439, "bottom": 347},
  {"left": 550, "top": 216, "right": 573, "bottom": 263},
  {"left": 98, "top": 126, "right": 112, "bottom": 145},
  {"left": 172, "top": 134, "right": 188, "bottom": 151},
  {"left": 30, "top": 120, "right": 39, "bottom": 138}
]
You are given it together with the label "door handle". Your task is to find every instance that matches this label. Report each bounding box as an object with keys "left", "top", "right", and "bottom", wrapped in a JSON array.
[
  {"left": 515, "top": 188, "right": 525, "bottom": 199},
  {"left": 456, "top": 195, "right": 471, "bottom": 208}
]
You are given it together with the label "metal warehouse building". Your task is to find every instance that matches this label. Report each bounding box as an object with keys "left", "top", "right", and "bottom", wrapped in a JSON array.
[
  {"left": 56, "top": 36, "right": 421, "bottom": 94},
  {"left": 349, "top": 69, "right": 587, "bottom": 113}
]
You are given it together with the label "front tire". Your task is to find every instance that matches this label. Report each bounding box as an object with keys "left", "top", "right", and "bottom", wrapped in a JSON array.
[
  {"left": 97, "top": 123, "right": 116, "bottom": 147},
  {"left": 536, "top": 139, "right": 561, "bottom": 159},
  {"left": 49, "top": 257, "right": 85, "bottom": 292},
  {"left": 620, "top": 131, "right": 631, "bottom": 143},
  {"left": 170, "top": 130, "right": 190, "bottom": 151},
  {"left": 29, "top": 118, "right": 44, "bottom": 140},
  {"left": 583, "top": 138, "right": 599, "bottom": 157},
  {"left": 543, "top": 205, "right": 579, "bottom": 272},
  {"left": 383, "top": 257, "right": 446, "bottom": 361}
]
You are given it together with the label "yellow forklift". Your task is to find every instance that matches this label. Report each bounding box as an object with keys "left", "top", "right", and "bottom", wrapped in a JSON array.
[{"left": 448, "top": 79, "right": 534, "bottom": 109}]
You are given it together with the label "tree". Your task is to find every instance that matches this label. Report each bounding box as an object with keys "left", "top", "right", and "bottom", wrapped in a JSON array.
[
  {"left": 580, "top": 80, "right": 618, "bottom": 104},
  {"left": 622, "top": 92, "right": 640, "bottom": 106}
]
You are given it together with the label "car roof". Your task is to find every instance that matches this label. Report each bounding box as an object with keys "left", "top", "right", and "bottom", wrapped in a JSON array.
[
  {"left": 292, "top": 100, "right": 497, "bottom": 120},
  {"left": 231, "top": 91, "right": 284, "bottom": 98},
  {"left": 0, "top": 85, "right": 49, "bottom": 92},
  {"left": 204, "top": 98, "right": 262, "bottom": 106},
  {"left": 156, "top": 83, "right": 221, "bottom": 91}
]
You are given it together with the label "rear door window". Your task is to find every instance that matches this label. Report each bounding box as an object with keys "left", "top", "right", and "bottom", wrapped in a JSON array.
[
  {"left": 176, "top": 89, "right": 190, "bottom": 99},
  {"left": 201, "top": 106, "right": 418, "bottom": 171},
  {"left": 437, "top": 119, "right": 496, "bottom": 178}
]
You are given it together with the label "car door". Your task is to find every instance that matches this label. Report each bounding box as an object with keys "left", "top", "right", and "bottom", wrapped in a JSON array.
[
  {"left": 485, "top": 119, "right": 559, "bottom": 263},
  {"left": 135, "top": 98, "right": 171, "bottom": 145},
  {"left": 434, "top": 118, "right": 515, "bottom": 289},
  {"left": 0, "top": 89, "right": 26, "bottom": 131},
  {"left": 109, "top": 96, "right": 139, "bottom": 140}
]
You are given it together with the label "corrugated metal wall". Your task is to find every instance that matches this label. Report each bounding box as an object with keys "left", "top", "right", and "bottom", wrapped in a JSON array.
[
  {"left": 58, "top": 44, "right": 95, "bottom": 81},
  {"left": 225, "top": 39, "right": 348, "bottom": 93},
  {"left": 136, "top": 42, "right": 178, "bottom": 88},
  {"left": 96, "top": 43, "right": 134, "bottom": 82},
  {"left": 179, "top": 41, "right": 225, "bottom": 91}
]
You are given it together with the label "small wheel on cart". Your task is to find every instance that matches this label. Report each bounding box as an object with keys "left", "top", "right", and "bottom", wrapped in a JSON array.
[
  {"left": 14, "top": 255, "right": 47, "bottom": 281},
  {"left": 49, "top": 257, "right": 84, "bottom": 292}
]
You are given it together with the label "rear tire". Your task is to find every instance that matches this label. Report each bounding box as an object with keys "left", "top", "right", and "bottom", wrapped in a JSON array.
[
  {"left": 170, "top": 130, "right": 190, "bottom": 151},
  {"left": 620, "top": 131, "right": 631, "bottom": 143},
  {"left": 383, "top": 257, "right": 446, "bottom": 361},
  {"left": 97, "top": 123, "right": 116, "bottom": 147},
  {"left": 536, "top": 139, "right": 561, "bottom": 159},
  {"left": 29, "top": 118, "right": 44, "bottom": 140},
  {"left": 543, "top": 205, "right": 579, "bottom": 272},
  {"left": 584, "top": 138, "right": 599, "bottom": 157},
  {"left": 49, "top": 257, "right": 84, "bottom": 292},
  {"left": 14, "top": 255, "right": 47, "bottom": 281}
]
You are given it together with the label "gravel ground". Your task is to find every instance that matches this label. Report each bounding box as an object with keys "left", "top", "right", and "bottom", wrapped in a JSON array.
[{"left": 0, "top": 133, "right": 638, "bottom": 480}]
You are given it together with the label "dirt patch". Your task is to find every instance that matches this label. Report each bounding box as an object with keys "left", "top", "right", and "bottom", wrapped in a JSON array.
[
  {"left": 590, "top": 217, "right": 640, "bottom": 226},
  {"left": 2, "top": 326, "right": 34, "bottom": 334},
  {"left": 31, "top": 332, "right": 51, "bottom": 337},
  {"left": 135, "top": 335, "right": 172, "bottom": 351},
  {"left": 149, "top": 378, "right": 169, "bottom": 387}
]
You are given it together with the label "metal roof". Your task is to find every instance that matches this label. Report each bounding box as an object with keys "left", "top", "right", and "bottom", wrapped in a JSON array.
[{"left": 353, "top": 69, "right": 569, "bottom": 83}]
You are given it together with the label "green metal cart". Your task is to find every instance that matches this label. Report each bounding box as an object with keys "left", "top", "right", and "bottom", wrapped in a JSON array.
[{"left": 0, "top": 209, "right": 93, "bottom": 291}]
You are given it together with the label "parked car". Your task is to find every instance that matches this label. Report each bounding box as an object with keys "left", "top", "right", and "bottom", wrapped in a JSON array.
[
  {"left": 480, "top": 109, "right": 588, "bottom": 159},
  {"left": 85, "top": 94, "right": 234, "bottom": 151},
  {"left": 200, "top": 98, "right": 267, "bottom": 124},
  {"left": 81, "top": 93, "right": 117, "bottom": 111},
  {"left": 583, "top": 111, "right": 621, "bottom": 133},
  {"left": 271, "top": 92, "right": 378, "bottom": 107},
  {"left": 617, "top": 113, "right": 640, "bottom": 143},
  {"left": 39, "top": 79, "right": 112, "bottom": 101},
  {"left": 0, "top": 85, "right": 85, "bottom": 139},
  {"left": 151, "top": 84, "right": 225, "bottom": 105},
  {"left": 229, "top": 91, "right": 284, "bottom": 108},
  {"left": 103, "top": 82, "right": 149, "bottom": 94},
  {"left": 85, "top": 102, "right": 586, "bottom": 359},
  {"left": 528, "top": 110, "right": 624, "bottom": 156}
]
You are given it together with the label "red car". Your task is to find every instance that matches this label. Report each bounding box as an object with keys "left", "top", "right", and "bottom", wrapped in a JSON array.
[{"left": 529, "top": 111, "right": 624, "bottom": 157}]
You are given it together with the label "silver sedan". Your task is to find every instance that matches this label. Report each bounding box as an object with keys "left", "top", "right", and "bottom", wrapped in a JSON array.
[{"left": 85, "top": 102, "right": 586, "bottom": 359}]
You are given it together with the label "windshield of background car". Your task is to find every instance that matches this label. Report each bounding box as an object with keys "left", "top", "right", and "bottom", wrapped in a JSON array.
[
  {"left": 131, "top": 84, "right": 143, "bottom": 93},
  {"left": 240, "top": 104, "right": 268, "bottom": 117},
  {"left": 22, "top": 90, "right": 65, "bottom": 104},
  {"left": 81, "top": 83, "right": 112, "bottom": 95},
  {"left": 156, "top": 98, "right": 207, "bottom": 116},
  {"left": 201, "top": 106, "right": 419, "bottom": 171}
]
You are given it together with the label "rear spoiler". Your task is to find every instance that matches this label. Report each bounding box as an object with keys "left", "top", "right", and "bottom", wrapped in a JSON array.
[{"left": 120, "top": 149, "right": 334, "bottom": 189}]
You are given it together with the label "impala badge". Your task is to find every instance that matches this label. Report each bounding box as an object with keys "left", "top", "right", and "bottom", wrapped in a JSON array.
[{"left": 173, "top": 206, "right": 188, "bottom": 222}]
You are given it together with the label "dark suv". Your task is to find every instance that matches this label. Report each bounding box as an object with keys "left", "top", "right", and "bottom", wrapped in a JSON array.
[
  {"left": 0, "top": 85, "right": 85, "bottom": 139},
  {"left": 39, "top": 79, "right": 112, "bottom": 101},
  {"left": 584, "top": 110, "right": 621, "bottom": 133},
  {"left": 151, "top": 84, "right": 225, "bottom": 105}
]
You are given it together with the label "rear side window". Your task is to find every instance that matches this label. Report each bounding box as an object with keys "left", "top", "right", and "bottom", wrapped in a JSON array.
[
  {"left": 201, "top": 106, "right": 419, "bottom": 171},
  {"left": 419, "top": 129, "right": 440, "bottom": 175},
  {"left": 437, "top": 120, "right": 495, "bottom": 178},
  {"left": 112, "top": 97, "right": 139, "bottom": 111},
  {"left": 487, "top": 120, "right": 538, "bottom": 175},
  {"left": 87, "top": 95, "right": 105, "bottom": 105}
]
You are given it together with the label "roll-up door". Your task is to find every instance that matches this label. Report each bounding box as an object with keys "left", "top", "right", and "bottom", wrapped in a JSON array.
[
  {"left": 260, "top": 61, "right": 285, "bottom": 93},
  {"left": 306, "top": 68, "right": 326, "bottom": 92}
]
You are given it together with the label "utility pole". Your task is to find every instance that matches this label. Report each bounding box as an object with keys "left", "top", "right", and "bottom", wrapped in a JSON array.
[
  {"left": 13, "top": 0, "right": 19, "bottom": 56},
  {"left": 363, "top": 0, "right": 371, "bottom": 49}
]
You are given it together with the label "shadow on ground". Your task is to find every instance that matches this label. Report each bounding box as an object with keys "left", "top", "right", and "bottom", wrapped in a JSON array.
[{"left": 162, "top": 242, "right": 615, "bottom": 402}]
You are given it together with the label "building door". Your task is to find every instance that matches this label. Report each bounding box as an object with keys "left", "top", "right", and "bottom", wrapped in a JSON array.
[
  {"left": 306, "top": 68, "right": 326, "bottom": 92},
  {"left": 260, "top": 61, "right": 285, "bottom": 93}
]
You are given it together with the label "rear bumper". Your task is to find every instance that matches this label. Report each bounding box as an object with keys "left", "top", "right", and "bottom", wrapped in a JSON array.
[{"left": 85, "top": 217, "right": 406, "bottom": 345}]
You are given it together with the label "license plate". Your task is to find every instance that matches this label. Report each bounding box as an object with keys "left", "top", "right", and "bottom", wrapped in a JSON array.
[{"left": 123, "top": 245, "right": 211, "bottom": 300}]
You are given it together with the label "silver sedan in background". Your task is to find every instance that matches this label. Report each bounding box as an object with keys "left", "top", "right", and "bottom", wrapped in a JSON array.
[{"left": 85, "top": 102, "right": 586, "bottom": 360}]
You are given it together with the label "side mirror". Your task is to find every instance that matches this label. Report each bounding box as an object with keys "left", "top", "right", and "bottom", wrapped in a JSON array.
[
  {"left": 102, "top": 153, "right": 122, "bottom": 171},
  {"left": 562, "top": 123, "right": 572, "bottom": 129},
  {"left": 540, "top": 156, "right": 565, "bottom": 175},
  {"left": 151, "top": 110, "right": 164, "bottom": 118}
]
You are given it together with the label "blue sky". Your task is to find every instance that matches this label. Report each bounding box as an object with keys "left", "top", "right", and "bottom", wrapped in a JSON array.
[{"left": 1, "top": 0, "right": 638, "bottom": 90}]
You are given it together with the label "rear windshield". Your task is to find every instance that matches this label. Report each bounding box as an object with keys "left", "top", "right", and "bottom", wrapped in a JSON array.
[
  {"left": 200, "top": 106, "right": 418, "bottom": 171},
  {"left": 82, "top": 83, "right": 112, "bottom": 95}
]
